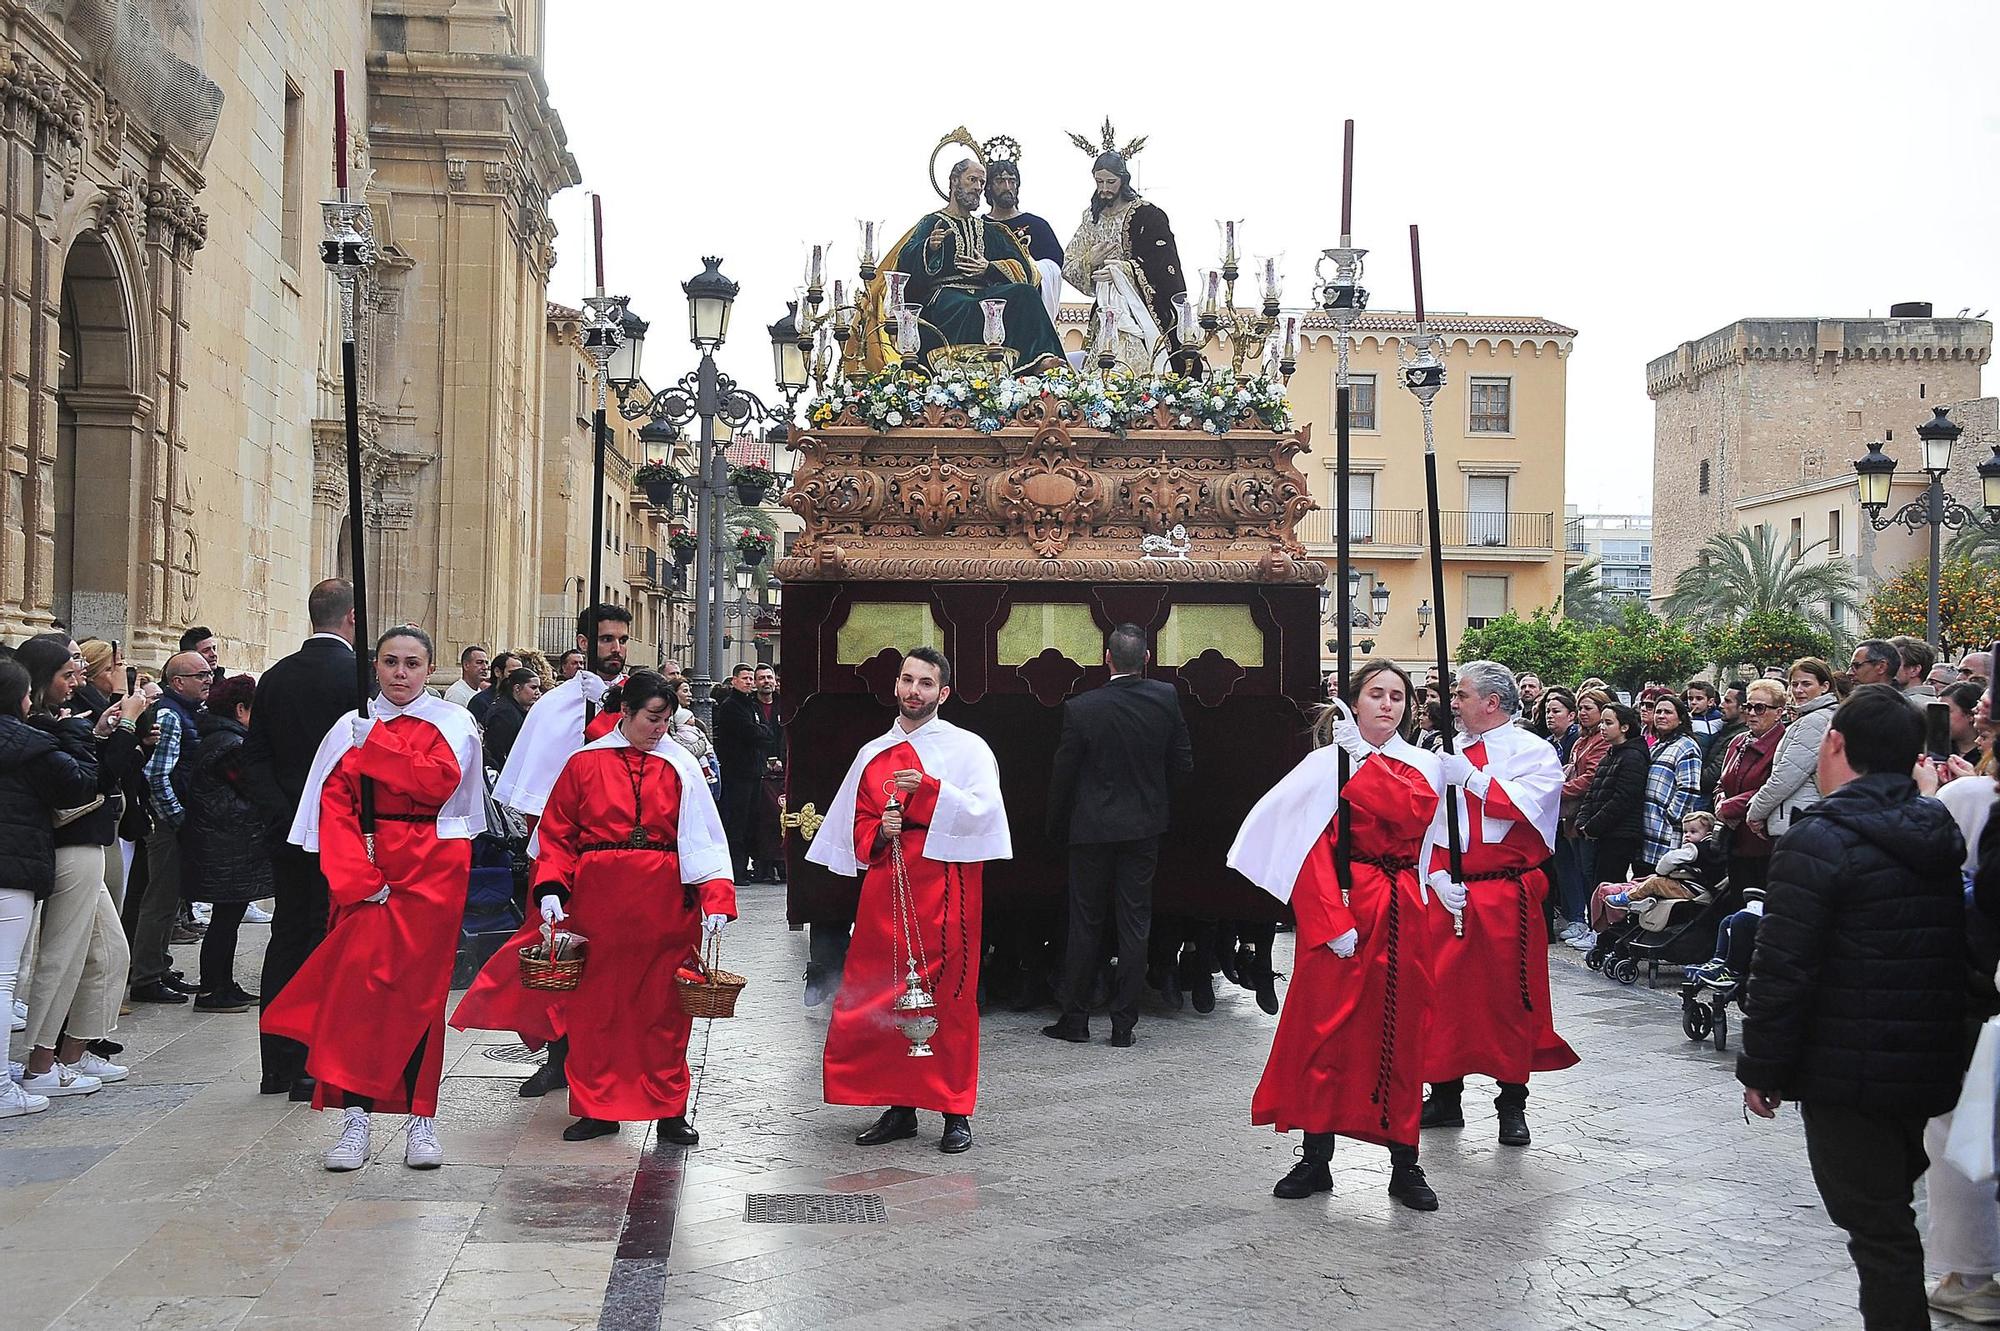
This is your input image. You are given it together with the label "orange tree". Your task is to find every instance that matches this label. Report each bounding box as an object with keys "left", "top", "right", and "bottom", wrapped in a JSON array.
[
  {"left": 1864, "top": 557, "right": 2000, "bottom": 654},
  {"left": 1578, "top": 601, "right": 1705, "bottom": 694}
]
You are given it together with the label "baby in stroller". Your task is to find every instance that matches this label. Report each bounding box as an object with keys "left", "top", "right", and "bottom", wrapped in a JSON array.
[{"left": 1588, "top": 812, "right": 1725, "bottom": 930}]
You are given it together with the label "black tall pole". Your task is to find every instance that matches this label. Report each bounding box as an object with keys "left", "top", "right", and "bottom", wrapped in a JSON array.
[
  {"left": 584, "top": 195, "right": 609, "bottom": 741},
  {"left": 327, "top": 70, "right": 374, "bottom": 850},
  {"left": 1333, "top": 384, "right": 1354, "bottom": 904}
]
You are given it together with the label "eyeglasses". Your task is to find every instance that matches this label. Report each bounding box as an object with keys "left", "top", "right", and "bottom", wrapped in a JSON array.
[{"left": 1743, "top": 702, "right": 1778, "bottom": 714}]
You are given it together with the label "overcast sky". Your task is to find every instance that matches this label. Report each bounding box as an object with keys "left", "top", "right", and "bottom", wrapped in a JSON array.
[{"left": 544, "top": 1, "right": 1999, "bottom": 515}]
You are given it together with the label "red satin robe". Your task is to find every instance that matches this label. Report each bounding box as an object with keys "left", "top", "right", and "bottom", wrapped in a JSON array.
[
  {"left": 262, "top": 717, "right": 469, "bottom": 1116},
  {"left": 1422, "top": 737, "right": 1580, "bottom": 1085},
  {"left": 1253, "top": 753, "right": 1441, "bottom": 1148},
  {"left": 452, "top": 746, "right": 735, "bottom": 1121},
  {"left": 823, "top": 742, "right": 983, "bottom": 1115}
]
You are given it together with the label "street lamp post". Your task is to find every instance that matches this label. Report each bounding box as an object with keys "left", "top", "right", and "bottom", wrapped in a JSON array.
[{"left": 1852, "top": 406, "right": 2000, "bottom": 648}]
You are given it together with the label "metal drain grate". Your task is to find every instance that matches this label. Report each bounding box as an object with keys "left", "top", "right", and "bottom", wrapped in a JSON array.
[
  {"left": 480, "top": 1043, "right": 544, "bottom": 1064},
  {"left": 744, "top": 1193, "right": 886, "bottom": 1224}
]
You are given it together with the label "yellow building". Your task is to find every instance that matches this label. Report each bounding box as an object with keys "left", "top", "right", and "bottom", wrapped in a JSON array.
[{"left": 1060, "top": 307, "right": 1575, "bottom": 671}]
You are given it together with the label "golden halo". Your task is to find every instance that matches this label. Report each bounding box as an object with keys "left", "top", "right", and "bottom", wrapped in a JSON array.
[{"left": 928, "top": 126, "right": 986, "bottom": 201}]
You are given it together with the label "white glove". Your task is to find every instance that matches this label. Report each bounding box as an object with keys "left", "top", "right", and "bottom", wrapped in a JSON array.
[
  {"left": 1742, "top": 899, "right": 1764, "bottom": 918},
  {"left": 1438, "top": 751, "right": 1491, "bottom": 798},
  {"left": 1327, "top": 928, "right": 1359, "bottom": 958},
  {"left": 1426, "top": 870, "right": 1467, "bottom": 915},
  {"left": 363, "top": 883, "right": 390, "bottom": 904},
  {"left": 702, "top": 913, "right": 730, "bottom": 939},
  {"left": 539, "top": 893, "right": 566, "bottom": 924},
  {"left": 1324, "top": 700, "right": 1372, "bottom": 765},
  {"left": 351, "top": 715, "right": 375, "bottom": 747},
  {"left": 578, "top": 672, "right": 608, "bottom": 705}
]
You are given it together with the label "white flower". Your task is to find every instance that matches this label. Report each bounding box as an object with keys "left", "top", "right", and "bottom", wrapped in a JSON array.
[{"left": 885, "top": 411, "right": 903, "bottom": 426}]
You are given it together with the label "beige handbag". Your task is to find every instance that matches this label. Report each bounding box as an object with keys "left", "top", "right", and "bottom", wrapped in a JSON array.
[{"left": 53, "top": 794, "right": 106, "bottom": 829}]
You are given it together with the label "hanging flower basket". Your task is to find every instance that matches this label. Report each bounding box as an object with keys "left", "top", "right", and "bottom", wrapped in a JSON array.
[
  {"left": 668, "top": 529, "right": 698, "bottom": 567},
  {"left": 636, "top": 462, "right": 681, "bottom": 508},
  {"left": 735, "top": 528, "right": 774, "bottom": 567},
  {"left": 730, "top": 462, "right": 777, "bottom": 506}
]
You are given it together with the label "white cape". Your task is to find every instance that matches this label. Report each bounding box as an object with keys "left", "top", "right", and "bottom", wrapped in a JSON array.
[
  {"left": 492, "top": 673, "right": 621, "bottom": 816},
  {"left": 804, "top": 714, "right": 1011, "bottom": 877},
  {"left": 288, "top": 692, "right": 488, "bottom": 852},
  {"left": 1227, "top": 733, "right": 1441, "bottom": 906},
  {"left": 1433, "top": 719, "right": 1564, "bottom": 857},
  {"left": 535, "top": 727, "right": 733, "bottom": 885}
]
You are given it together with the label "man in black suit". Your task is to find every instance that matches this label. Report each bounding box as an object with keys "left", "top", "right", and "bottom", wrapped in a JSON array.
[
  {"left": 1042, "top": 623, "right": 1194, "bottom": 1046},
  {"left": 239, "top": 579, "right": 358, "bottom": 1098},
  {"left": 712, "top": 663, "right": 771, "bottom": 880}
]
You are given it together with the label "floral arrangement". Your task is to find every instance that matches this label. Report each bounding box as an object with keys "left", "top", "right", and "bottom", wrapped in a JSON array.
[
  {"left": 734, "top": 528, "right": 774, "bottom": 557},
  {"left": 635, "top": 461, "right": 679, "bottom": 484},
  {"left": 667, "top": 528, "right": 698, "bottom": 558},
  {"left": 728, "top": 462, "right": 776, "bottom": 490},
  {"left": 806, "top": 365, "right": 1291, "bottom": 436}
]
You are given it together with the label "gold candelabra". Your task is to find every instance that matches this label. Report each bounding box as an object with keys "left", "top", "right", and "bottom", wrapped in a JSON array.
[{"left": 1181, "top": 223, "right": 1297, "bottom": 383}]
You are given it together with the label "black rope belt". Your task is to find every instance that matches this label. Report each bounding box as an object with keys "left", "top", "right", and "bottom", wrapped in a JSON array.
[
  {"left": 375, "top": 813, "right": 437, "bottom": 824},
  {"left": 1353, "top": 852, "right": 1418, "bottom": 874},
  {"left": 579, "top": 840, "right": 677, "bottom": 855},
  {"left": 1370, "top": 869, "right": 1404, "bottom": 1133},
  {"left": 1463, "top": 868, "right": 1522, "bottom": 882}
]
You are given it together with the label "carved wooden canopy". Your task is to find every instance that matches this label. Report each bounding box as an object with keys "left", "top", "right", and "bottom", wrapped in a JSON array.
[{"left": 778, "top": 398, "right": 1321, "bottom": 584}]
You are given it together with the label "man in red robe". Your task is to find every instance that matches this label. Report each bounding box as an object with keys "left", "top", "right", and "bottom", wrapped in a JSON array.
[
  {"left": 453, "top": 671, "right": 735, "bottom": 1145},
  {"left": 806, "top": 648, "right": 1010, "bottom": 1154},
  {"left": 489, "top": 603, "right": 631, "bottom": 1096},
  {"left": 262, "top": 627, "right": 487, "bottom": 1172},
  {"left": 1420, "top": 659, "right": 1579, "bottom": 1147}
]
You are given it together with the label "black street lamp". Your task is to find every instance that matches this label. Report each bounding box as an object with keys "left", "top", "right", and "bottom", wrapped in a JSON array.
[{"left": 1852, "top": 406, "right": 2000, "bottom": 647}]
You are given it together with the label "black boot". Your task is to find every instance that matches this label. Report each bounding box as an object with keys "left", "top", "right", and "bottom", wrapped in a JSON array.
[
  {"left": 856, "top": 1105, "right": 918, "bottom": 1146},
  {"left": 1183, "top": 950, "right": 1215, "bottom": 1015},
  {"left": 657, "top": 1115, "right": 699, "bottom": 1146},
  {"left": 1419, "top": 1080, "right": 1465, "bottom": 1129},
  {"left": 1041, "top": 1014, "right": 1089, "bottom": 1043},
  {"left": 1273, "top": 1132, "right": 1334, "bottom": 1199},
  {"left": 562, "top": 1116, "right": 620, "bottom": 1142},
  {"left": 520, "top": 1036, "right": 569, "bottom": 1098},
  {"left": 1495, "top": 1083, "right": 1531, "bottom": 1147},
  {"left": 939, "top": 1114, "right": 972, "bottom": 1154},
  {"left": 803, "top": 966, "right": 831, "bottom": 1009},
  {"left": 1387, "top": 1144, "right": 1438, "bottom": 1211}
]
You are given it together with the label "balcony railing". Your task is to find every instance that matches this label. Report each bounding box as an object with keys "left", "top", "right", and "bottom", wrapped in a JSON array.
[
  {"left": 1299, "top": 508, "right": 1555, "bottom": 552},
  {"left": 627, "top": 545, "right": 662, "bottom": 590}
]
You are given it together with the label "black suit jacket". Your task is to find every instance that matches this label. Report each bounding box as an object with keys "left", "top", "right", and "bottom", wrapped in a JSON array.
[
  {"left": 712, "top": 690, "right": 773, "bottom": 785},
  {"left": 240, "top": 636, "right": 358, "bottom": 848},
  {"left": 1046, "top": 675, "right": 1194, "bottom": 845}
]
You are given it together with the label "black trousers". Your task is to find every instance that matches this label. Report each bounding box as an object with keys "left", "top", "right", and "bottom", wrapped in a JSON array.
[
  {"left": 1592, "top": 834, "right": 1641, "bottom": 885},
  {"left": 1800, "top": 1102, "right": 1932, "bottom": 1331},
  {"left": 719, "top": 777, "right": 758, "bottom": 876},
  {"left": 259, "top": 845, "right": 329, "bottom": 1082},
  {"left": 198, "top": 901, "right": 249, "bottom": 993},
  {"left": 1057, "top": 837, "right": 1160, "bottom": 1032}
]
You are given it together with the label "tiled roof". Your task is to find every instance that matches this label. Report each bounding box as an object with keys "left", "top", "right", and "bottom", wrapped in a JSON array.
[
  {"left": 723, "top": 434, "right": 775, "bottom": 469},
  {"left": 548, "top": 301, "right": 582, "bottom": 321},
  {"left": 1053, "top": 302, "right": 1575, "bottom": 339}
]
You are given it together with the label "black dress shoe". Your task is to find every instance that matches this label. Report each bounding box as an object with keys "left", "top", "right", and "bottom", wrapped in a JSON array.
[
  {"left": 803, "top": 967, "right": 831, "bottom": 1008},
  {"left": 1272, "top": 1159, "right": 1332, "bottom": 1199},
  {"left": 1041, "top": 1017, "right": 1089, "bottom": 1043},
  {"left": 1496, "top": 1105, "right": 1531, "bottom": 1147},
  {"left": 130, "top": 980, "right": 188, "bottom": 1005},
  {"left": 939, "top": 1115, "right": 972, "bottom": 1154},
  {"left": 288, "top": 1076, "right": 317, "bottom": 1103},
  {"left": 563, "top": 1117, "right": 620, "bottom": 1142},
  {"left": 1159, "top": 967, "right": 1184, "bottom": 1010},
  {"left": 519, "top": 1059, "right": 568, "bottom": 1098},
  {"left": 1186, "top": 958, "right": 1216, "bottom": 1014},
  {"left": 1255, "top": 972, "right": 1280, "bottom": 1016},
  {"left": 657, "top": 1116, "right": 700, "bottom": 1146},
  {"left": 259, "top": 1073, "right": 293, "bottom": 1096},
  {"left": 856, "top": 1106, "right": 918, "bottom": 1146},
  {"left": 221, "top": 984, "right": 261, "bottom": 1006},
  {"left": 161, "top": 973, "right": 200, "bottom": 996},
  {"left": 193, "top": 991, "right": 250, "bottom": 1013},
  {"left": 1109, "top": 1027, "right": 1135, "bottom": 1048},
  {"left": 1389, "top": 1158, "right": 1439, "bottom": 1211},
  {"left": 1419, "top": 1095, "right": 1465, "bottom": 1129}
]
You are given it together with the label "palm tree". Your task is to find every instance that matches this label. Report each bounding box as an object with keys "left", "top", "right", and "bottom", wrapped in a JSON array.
[
  {"left": 1558, "top": 556, "right": 1614, "bottom": 629},
  {"left": 1946, "top": 521, "right": 2000, "bottom": 565},
  {"left": 1663, "top": 525, "right": 1860, "bottom": 641}
]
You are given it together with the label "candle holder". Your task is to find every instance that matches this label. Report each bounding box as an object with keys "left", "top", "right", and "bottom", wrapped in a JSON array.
[
  {"left": 1313, "top": 244, "right": 1370, "bottom": 390},
  {"left": 1180, "top": 232, "right": 1279, "bottom": 383}
]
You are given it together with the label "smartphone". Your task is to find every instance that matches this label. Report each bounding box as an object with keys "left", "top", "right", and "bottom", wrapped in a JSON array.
[
  {"left": 126, "top": 665, "right": 137, "bottom": 692},
  {"left": 1926, "top": 701, "right": 1953, "bottom": 761}
]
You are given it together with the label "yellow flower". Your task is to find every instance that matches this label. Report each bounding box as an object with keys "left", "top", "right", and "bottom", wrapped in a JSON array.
[{"left": 971, "top": 378, "right": 987, "bottom": 390}]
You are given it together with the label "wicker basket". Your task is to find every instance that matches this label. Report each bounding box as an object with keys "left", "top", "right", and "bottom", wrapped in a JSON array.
[
  {"left": 676, "top": 937, "right": 747, "bottom": 1019},
  {"left": 520, "top": 923, "right": 586, "bottom": 992}
]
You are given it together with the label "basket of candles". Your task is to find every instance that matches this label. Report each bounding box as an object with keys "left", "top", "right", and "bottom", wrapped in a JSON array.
[
  {"left": 519, "top": 923, "right": 587, "bottom": 991},
  {"left": 676, "top": 937, "right": 747, "bottom": 1018}
]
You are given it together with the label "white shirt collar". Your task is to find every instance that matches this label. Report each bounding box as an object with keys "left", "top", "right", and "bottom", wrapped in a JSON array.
[{"left": 308, "top": 632, "right": 352, "bottom": 647}]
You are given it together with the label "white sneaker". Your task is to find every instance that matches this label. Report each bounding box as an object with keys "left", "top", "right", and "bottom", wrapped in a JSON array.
[
  {"left": 324, "top": 1107, "right": 371, "bottom": 1172},
  {"left": 190, "top": 903, "right": 211, "bottom": 924},
  {"left": 1558, "top": 920, "right": 1587, "bottom": 941},
  {"left": 1566, "top": 930, "right": 1599, "bottom": 951},
  {"left": 20, "top": 1064, "right": 102, "bottom": 1097},
  {"left": 405, "top": 1116, "right": 444, "bottom": 1169},
  {"left": 7, "top": 1060, "right": 21, "bottom": 1082},
  {"left": 244, "top": 902, "right": 273, "bottom": 924},
  {"left": 71, "top": 1052, "right": 128, "bottom": 1084},
  {"left": 1930, "top": 1274, "right": 2000, "bottom": 1324},
  {"left": 0, "top": 1079, "right": 49, "bottom": 1117}
]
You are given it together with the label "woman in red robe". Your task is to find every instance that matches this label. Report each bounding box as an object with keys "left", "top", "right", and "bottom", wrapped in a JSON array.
[
  {"left": 1229, "top": 660, "right": 1446, "bottom": 1211},
  {"left": 452, "top": 671, "right": 735, "bottom": 1145},
  {"left": 262, "top": 627, "right": 486, "bottom": 1173}
]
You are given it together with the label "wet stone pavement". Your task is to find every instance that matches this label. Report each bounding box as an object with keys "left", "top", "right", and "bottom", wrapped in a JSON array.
[{"left": 0, "top": 883, "right": 1976, "bottom": 1329}]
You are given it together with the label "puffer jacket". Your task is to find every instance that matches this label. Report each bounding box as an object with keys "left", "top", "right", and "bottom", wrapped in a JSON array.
[
  {"left": 1575, "top": 737, "right": 1649, "bottom": 840},
  {"left": 1745, "top": 692, "right": 1836, "bottom": 837},
  {"left": 1737, "top": 772, "right": 1967, "bottom": 1116},
  {"left": 180, "top": 712, "right": 274, "bottom": 904},
  {"left": 49, "top": 702, "right": 141, "bottom": 851},
  {"left": 0, "top": 713, "right": 99, "bottom": 899}
]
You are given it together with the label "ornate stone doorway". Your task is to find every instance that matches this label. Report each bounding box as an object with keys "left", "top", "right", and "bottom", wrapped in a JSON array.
[{"left": 52, "top": 228, "right": 144, "bottom": 644}]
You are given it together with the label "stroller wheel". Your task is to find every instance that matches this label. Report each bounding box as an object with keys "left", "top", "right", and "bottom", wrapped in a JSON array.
[
  {"left": 1583, "top": 947, "right": 1604, "bottom": 972},
  {"left": 1712, "top": 1004, "right": 1729, "bottom": 1052},
  {"left": 1613, "top": 957, "right": 1639, "bottom": 985},
  {"left": 1681, "top": 1000, "right": 1712, "bottom": 1042}
]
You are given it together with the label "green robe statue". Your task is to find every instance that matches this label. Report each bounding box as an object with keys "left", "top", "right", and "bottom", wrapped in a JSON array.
[{"left": 893, "top": 211, "right": 1066, "bottom": 373}]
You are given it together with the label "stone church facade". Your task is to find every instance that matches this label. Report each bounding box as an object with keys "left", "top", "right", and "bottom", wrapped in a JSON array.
[{"left": 0, "top": 0, "right": 575, "bottom": 667}]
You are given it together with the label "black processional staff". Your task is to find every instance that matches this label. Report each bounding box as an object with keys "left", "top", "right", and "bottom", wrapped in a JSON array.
[
  {"left": 579, "top": 197, "right": 629, "bottom": 742},
  {"left": 323, "top": 70, "right": 378, "bottom": 859},
  {"left": 1400, "top": 224, "right": 1465, "bottom": 936},
  {"left": 1324, "top": 119, "right": 1362, "bottom": 910}
]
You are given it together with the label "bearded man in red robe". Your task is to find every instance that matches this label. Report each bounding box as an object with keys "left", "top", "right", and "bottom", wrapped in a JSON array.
[{"left": 807, "top": 648, "right": 1010, "bottom": 1155}]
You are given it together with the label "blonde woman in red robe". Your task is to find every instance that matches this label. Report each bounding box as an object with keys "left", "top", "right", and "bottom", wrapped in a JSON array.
[
  {"left": 262, "top": 627, "right": 486, "bottom": 1173},
  {"left": 452, "top": 671, "right": 735, "bottom": 1145},
  {"left": 1229, "top": 660, "right": 1446, "bottom": 1211}
]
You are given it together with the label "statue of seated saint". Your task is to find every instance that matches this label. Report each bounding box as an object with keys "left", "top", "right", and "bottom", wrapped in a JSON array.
[{"left": 881, "top": 156, "right": 1067, "bottom": 376}]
